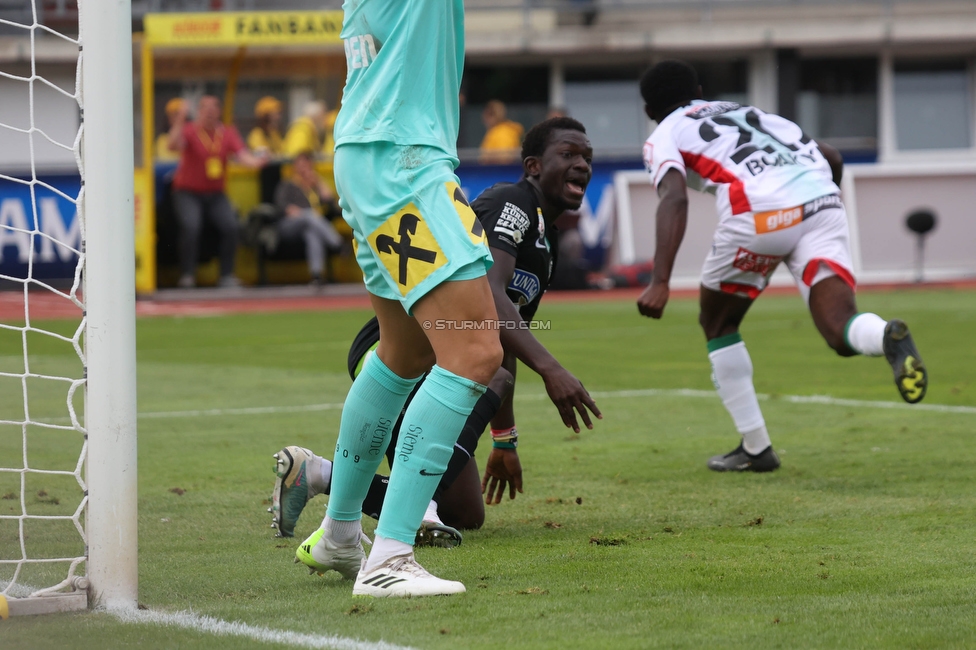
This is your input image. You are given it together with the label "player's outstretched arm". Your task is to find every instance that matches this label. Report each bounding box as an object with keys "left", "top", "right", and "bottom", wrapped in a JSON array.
[
  {"left": 481, "top": 369, "right": 524, "bottom": 504},
  {"left": 638, "top": 168, "right": 688, "bottom": 319},
  {"left": 487, "top": 247, "right": 601, "bottom": 433}
]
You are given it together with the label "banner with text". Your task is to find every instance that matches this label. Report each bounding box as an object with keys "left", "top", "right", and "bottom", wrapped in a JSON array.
[{"left": 144, "top": 11, "right": 344, "bottom": 48}]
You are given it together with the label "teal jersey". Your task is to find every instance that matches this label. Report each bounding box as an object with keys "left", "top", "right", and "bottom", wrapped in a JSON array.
[{"left": 334, "top": 0, "right": 464, "bottom": 157}]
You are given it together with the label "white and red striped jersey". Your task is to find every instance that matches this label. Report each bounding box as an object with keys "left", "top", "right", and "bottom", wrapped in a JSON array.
[{"left": 642, "top": 100, "right": 839, "bottom": 222}]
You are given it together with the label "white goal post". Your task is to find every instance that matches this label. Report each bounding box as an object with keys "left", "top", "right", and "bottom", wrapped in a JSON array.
[
  {"left": 0, "top": 0, "right": 137, "bottom": 617},
  {"left": 80, "top": 0, "right": 138, "bottom": 612}
]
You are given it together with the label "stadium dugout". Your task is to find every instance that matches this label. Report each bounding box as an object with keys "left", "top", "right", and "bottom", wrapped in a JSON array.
[{"left": 135, "top": 10, "right": 357, "bottom": 293}]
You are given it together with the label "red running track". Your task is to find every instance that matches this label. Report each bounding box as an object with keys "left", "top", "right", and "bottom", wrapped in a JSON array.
[{"left": 2, "top": 280, "right": 975, "bottom": 321}]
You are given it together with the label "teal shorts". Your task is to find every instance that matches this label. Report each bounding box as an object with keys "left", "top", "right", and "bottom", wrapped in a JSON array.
[{"left": 333, "top": 142, "right": 493, "bottom": 314}]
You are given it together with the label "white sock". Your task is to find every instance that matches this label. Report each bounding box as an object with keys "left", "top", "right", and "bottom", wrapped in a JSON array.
[
  {"left": 845, "top": 313, "right": 886, "bottom": 356},
  {"left": 709, "top": 340, "right": 769, "bottom": 454},
  {"left": 299, "top": 454, "right": 330, "bottom": 498},
  {"left": 364, "top": 535, "right": 412, "bottom": 573},
  {"left": 423, "top": 500, "right": 442, "bottom": 525},
  {"left": 322, "top": 516, "right": 361, "bottom": 546},
  {"left": 741, "top": 426, "right": 772, "bottom": 456}
]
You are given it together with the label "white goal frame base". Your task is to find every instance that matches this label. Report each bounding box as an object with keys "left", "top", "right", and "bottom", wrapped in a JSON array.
[{"left": 0, "top": 577, "right": 89, "bottom": 618}]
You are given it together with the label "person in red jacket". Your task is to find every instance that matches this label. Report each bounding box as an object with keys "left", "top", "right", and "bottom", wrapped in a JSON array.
[{"left": 167, "top": 95, "right": 266, "bottom": 288}]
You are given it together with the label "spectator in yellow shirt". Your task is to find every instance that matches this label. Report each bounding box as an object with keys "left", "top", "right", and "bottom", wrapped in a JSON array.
[
  {"left": 155, "top": 98, "right": 186, "bottom": 162},
  {"left": 479, "top": 100, "right": 524, "bottom": 164},
  {"left": 247, "top": 96, "right": 285, "bottom": 157},
  {"left": 283, "top": 100, "right": 328, "bottom": 158}
]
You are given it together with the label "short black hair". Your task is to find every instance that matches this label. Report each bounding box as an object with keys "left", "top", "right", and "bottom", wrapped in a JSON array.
[
  {"left": 639, "top": 60, "right": 699, "bottom": 119},
  {"left": 521, "top": 116, "right": 587, "bottom": 161}
]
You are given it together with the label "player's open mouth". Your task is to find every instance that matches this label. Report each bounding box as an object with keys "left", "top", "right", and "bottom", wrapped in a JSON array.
[{"left": 566, "top": 180, "right": 586, "bottom": 198}]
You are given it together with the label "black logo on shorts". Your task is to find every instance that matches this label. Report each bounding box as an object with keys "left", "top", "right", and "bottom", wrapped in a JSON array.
[
  {"left": 375, "top": 213, "right": 438, "bottom": 286},
  {"left": 419, "top": 469, "right": 445, "bottom": 476}
]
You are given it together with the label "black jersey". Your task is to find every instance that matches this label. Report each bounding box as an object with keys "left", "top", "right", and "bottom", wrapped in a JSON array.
[{"left": 471, "top": 178, "right": 558, "bottom": 323}]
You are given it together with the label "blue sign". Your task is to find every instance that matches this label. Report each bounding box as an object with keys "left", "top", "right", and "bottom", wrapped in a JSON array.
[
  {"left": 0, "top": 158, "right": 645, "bottom": 282},
  {"left": 0, "top": 174, "right": 82, "bottom": 281}
]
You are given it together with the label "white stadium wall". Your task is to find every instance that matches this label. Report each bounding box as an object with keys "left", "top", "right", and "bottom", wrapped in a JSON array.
[
  {"left": 613, "top": 164, "right": 976, "bottom": 289},
  {"left": 845, "top": 165, "right": 976, "bottom": 283},
  {"left": 0, "top": 70, "right": 80, "bottom": 171}
]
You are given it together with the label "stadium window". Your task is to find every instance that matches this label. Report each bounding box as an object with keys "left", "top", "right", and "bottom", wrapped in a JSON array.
[
  {"left": 564, "top": 65, "right": 646, "bottom": 155},
  {"left": 893, "top": 59, "right": 971, "bottom": 151},
  {"left": 558, "top": 60, "right": 747, "bottom": 156},
  {"left": 797, "top": 57, "right": 878, "bottom": 153}
]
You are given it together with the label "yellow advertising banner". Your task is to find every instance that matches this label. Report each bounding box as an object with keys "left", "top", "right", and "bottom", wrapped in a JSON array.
[{"left": 144, "top": 11, "right": 344, "bottom": 47}]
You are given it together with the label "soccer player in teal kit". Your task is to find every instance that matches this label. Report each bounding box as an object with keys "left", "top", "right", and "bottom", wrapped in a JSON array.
[{"left": 294, "top": 1, "right": 501, "bottom": 597}]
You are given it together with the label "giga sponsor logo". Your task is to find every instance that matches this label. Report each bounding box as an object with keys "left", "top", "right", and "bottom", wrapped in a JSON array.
[{"left": 754, "top": 206, "right": 803, "bottom": 234}]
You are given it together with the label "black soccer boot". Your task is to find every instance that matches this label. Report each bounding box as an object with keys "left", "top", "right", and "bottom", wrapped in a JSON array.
[
  {"left": 883, "top": 319, "right": 927, "bottom": 404},
  {"left": 707, "top": 444, "right": 781, "bottom": 472}
]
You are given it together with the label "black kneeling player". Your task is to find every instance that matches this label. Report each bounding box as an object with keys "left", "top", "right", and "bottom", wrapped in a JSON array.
[{"left": 267, "top": 117, "right": 602, "bottom": 546}]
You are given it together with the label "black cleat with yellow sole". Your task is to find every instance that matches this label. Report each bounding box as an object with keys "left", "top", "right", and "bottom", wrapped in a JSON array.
[{"left": 883, "top": 319, "right": 927, "bottom": 404}]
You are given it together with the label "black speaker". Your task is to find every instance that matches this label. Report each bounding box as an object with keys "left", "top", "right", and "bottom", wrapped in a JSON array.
[
  {"left": 906, "top": 210, "right": 936, "bottom": 236},
  {"left": 905, "top": 209, "right": 937, "bottom": 283}
]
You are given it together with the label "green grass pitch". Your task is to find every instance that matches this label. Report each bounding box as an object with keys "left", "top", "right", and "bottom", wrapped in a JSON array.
[{"left": 2, "top": 287, "right": 976, "bottom": 649}]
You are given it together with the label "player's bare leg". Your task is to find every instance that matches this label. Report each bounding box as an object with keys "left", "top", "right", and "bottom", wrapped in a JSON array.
[
  {"left": 699, "top": 287, "right": 781, "bottom": 472},
  {"left": 370, "top": 293, "right": 437, "bottom": 379},
  {"left": 808, "top": 275, "right": 858, "bottom": 356},
  {"left": 410, "top": 277, "right": 502, "bottom": 383},
  {"left": 808, "top": 275, "right": 927, "bottom": 402},
  {"left": 698, "top": 286, "right": 753, "bottom": 341}
]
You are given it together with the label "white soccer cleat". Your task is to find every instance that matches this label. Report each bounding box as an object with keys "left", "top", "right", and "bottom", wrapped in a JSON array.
[
  {"left": 353, "top": 554, "right": 466, "bottom": 598},
  {"left": 296, "top": 527, "right": 370, "bottom": 581}
]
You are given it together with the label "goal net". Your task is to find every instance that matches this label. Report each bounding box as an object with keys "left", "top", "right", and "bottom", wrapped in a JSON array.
[{"left": 0, "top": 0, "right": 137, "bottom": 617}]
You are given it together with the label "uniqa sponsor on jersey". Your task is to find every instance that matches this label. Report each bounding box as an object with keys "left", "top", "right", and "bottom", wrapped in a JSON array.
[{"left": 508, "top": 268, "right": 540, "bottom": 306}]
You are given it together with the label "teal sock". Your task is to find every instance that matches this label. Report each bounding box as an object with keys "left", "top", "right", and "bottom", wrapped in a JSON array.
[
  {"left": 375, "top": 365, "right": 486, "bottom": 545},
  {"left": 324, "top": 353, "right": 422, "bottom": 522}
]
